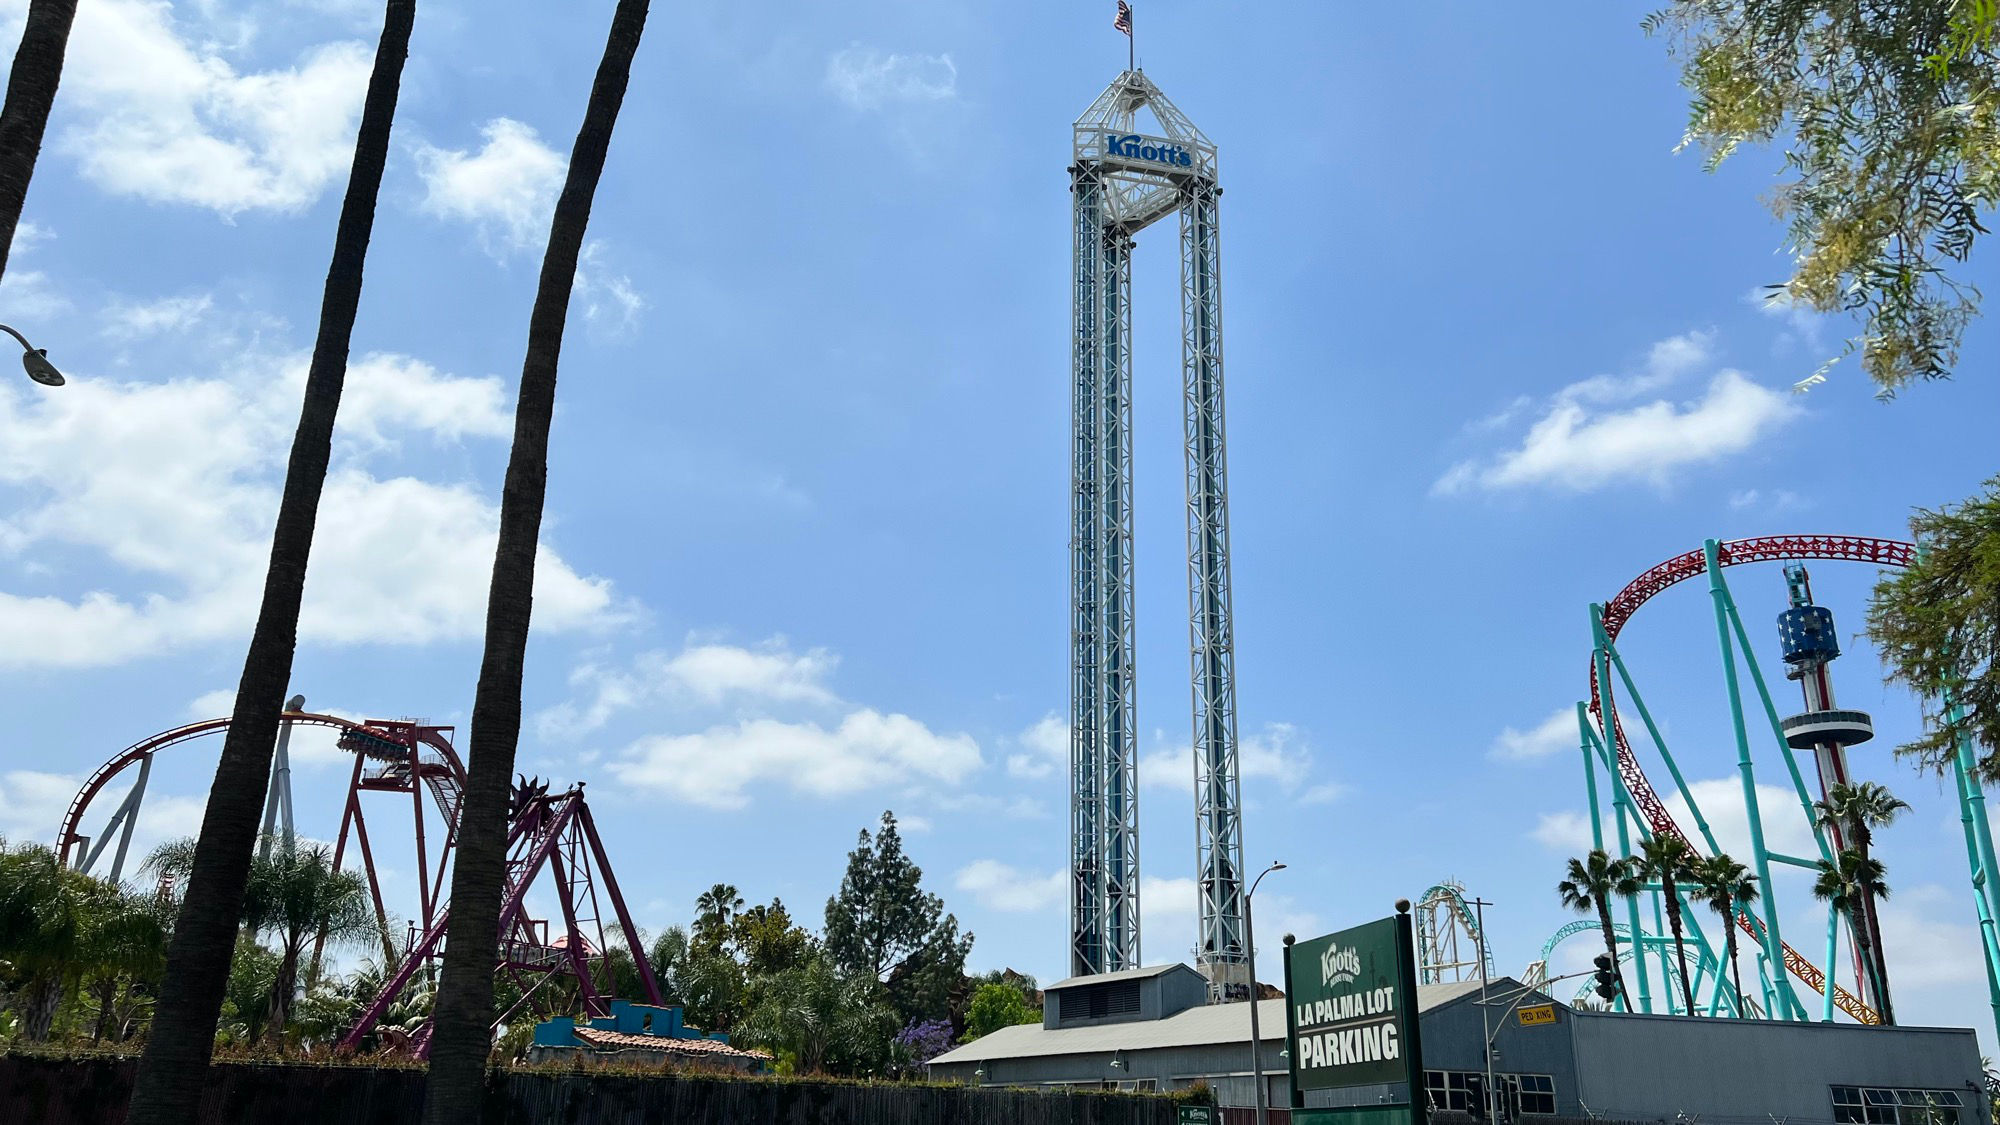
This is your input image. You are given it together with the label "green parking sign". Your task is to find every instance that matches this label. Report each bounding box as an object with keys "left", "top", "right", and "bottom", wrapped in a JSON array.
[{"left": 1282, "top": 907, "right": 1426, "bottom": 1125}]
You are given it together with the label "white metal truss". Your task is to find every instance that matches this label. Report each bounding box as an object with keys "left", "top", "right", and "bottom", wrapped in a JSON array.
[
  {"left": 1068, "top": 70, "right": 1242, "bottom": 991},
  {"left": 1070, "top": 163, "right": 1108, "bottom": 977}
]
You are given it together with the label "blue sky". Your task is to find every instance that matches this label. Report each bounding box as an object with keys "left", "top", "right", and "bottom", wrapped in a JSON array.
[{"left": 4, "top": 0, "right": 2000, "bottom": 1049}]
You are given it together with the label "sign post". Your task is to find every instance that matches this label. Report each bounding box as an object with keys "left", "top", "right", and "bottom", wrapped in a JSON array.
[{"left": 1282, "top": 901, "right": 1426, "bottom": 1125}]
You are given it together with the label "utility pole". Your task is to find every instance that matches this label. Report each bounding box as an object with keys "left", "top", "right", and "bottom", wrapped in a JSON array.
[{"left": 1471, "top": 897, "right": 1496, "bottom": 1125}]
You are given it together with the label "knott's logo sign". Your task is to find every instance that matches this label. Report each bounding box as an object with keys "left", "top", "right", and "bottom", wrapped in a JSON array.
[
  {"left": 1105, "top": 133, "right": 1194, "bottom": 168},
  {"left": 1320, "top": 943, "right": 1361, "bottom": 988}
]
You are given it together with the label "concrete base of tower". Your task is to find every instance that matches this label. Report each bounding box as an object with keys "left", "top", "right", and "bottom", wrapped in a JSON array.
[{"left": 1199, "top": 958, "right": 1253, "bottom": 1003}]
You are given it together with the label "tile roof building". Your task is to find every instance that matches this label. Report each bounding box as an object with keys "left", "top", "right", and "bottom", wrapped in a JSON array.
[{"left": 529, "top": 1000, "right": 771, "bottom": 1072}]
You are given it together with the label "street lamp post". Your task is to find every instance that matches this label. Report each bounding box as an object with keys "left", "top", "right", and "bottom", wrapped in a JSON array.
[
  {"left": 1245, "top": 860, "right": 1287, "bottom": 1125},
  {"left": 0, "top": 323, "right": 62, "bottom": 386}
]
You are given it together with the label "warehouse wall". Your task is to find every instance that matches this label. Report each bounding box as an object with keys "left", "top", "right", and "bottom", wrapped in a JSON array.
[{"left": 1570, "top": 1012, "right": 1983, "bottom": 1122}]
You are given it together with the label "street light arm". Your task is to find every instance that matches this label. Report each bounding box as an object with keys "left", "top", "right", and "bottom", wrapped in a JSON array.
[{"left": 0, "top": 324, "right": 30, "bottom": 351}]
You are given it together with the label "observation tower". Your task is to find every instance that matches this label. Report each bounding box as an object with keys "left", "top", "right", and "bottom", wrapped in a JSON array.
[
  {"left": 1776, "top": 565, "right": 1882, "bottom": 1013},
  {"left": 1067, "top": 68, "right": 1248, "bottom": 999}
]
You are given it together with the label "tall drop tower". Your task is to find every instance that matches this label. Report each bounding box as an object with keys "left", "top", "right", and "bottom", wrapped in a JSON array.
[
  {"left": 1068, "top": 69, "right": 1248, "bottom": 999},
  {"left": 1775, "top": 564, "right": 1886, "bottom": 1016}
]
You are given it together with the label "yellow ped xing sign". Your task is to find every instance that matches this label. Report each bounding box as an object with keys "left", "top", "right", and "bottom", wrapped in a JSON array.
[{"left": 1516, "top": 1004, "right": 1556, "bottom": 1026}]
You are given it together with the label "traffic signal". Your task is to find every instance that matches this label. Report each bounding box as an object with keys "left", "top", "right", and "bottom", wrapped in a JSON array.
[{"left": 1593, "top": 953, "right": 1620, "bottom": 1002}]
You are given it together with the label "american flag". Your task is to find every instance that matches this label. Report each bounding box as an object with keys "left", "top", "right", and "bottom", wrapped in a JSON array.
[{"left": 1114, "top": 1, "right": 1132, "bottom": 36}]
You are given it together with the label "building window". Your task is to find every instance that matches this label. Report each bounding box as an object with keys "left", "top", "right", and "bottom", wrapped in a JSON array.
[
  {"left": 1517, "top": 1074, "right": 1556, "bottom": 1116},
  {"left": 1424, "top": 1071, "right": 1556, "bottom": 1117},
  {"left": 1832, "top": 1087, "right": 1963, "bottom": 1125}
]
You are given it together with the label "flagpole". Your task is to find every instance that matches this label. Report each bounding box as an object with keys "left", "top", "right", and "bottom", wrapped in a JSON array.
[{"left": 1129, "top": 4, "right": 1136, "bottom": 72}]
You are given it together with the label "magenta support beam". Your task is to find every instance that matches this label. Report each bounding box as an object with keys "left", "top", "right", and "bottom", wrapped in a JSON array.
[
  {"left": 579, "top": 797, "right": 664, "bottom": 1005},
  {"left": 547, "top": 844, "right": 604, "bottom": 1015},
  {"left": 340, "top": 792, "right": 553, "bottom": 1050},
  {"left": 409, "top": 737, "right": 432, "bottom": 926}
]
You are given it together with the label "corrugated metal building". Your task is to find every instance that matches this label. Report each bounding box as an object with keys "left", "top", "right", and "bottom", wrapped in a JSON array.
[{"left": 928, "top": 965, "right": 1985, "bottom": 1124}]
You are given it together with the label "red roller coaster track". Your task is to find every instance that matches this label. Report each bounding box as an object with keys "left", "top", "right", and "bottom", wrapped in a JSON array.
[{"left": 1586, "top": 535, "right": 1916, "bottom": 1025}]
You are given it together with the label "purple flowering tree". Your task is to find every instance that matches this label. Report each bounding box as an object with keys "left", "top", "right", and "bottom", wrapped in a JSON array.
[{"left": 890, "top": 1017, "right": 955, "bottom": 1077}]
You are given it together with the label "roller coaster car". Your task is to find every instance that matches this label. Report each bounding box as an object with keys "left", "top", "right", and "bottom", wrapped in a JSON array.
[{"left": 338, "top": 726, "right": 410, "bottom": 762}]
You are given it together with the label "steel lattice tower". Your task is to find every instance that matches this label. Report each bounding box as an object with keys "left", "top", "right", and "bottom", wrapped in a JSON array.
[{"left": 1069, "top": 70, "right": 1246, "bottom": 997}]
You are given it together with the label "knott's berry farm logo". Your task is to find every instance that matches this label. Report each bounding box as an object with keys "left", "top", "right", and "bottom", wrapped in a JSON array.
[
  {"left": 1106, "top": 133, "right": 1194, "bottom": 168},
  {"left": 1320, "top": 943, "right": 1361, "bottom": 989}
]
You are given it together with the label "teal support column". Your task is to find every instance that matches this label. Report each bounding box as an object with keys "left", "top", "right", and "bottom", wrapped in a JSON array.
[
  {"left": 1578, "top": 686, "right": 1731, "bottom": 1015},
  {"left": 1949, "top": 718, "right": 2000, "bottom": 1047},
  {"left": 1821, "top": 906, "right": 1839, "bottom": 1023},
  {"left": 1719, "top": 583, "right": 1838, "bottom": 866},
  {"left": 1579, "top": 702, "right": 1605, "bottom": 854},
  {"left": 1952, "top": 700, "right": 2000, "bottom": 946},
  {"left": 1596, "top": 626, "right": 1726, "bottom": 857},
  {"left": 1703, "top": 541, "right": 1802, "bottom": 1021},
  {"left": 1593, "top": 613, "right": 1652, "bottom": 1015},
  {"left": 1757, "top": 951, "right": 1775, "bottom": 1018}
]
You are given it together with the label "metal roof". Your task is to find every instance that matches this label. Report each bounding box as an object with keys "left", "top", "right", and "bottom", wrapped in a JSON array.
[
  {"left": 930, "top": 979, "right": 1536, "bottom": 1067},
  {"left": 931, "top": 999, "right": 1290, "bottom": 1065},
  {"left": 1046, "top": 963, "right": 1201, "bottom": 991}
]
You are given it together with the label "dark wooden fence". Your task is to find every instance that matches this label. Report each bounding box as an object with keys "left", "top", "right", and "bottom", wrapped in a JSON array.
[{"left": 1, "top": 1054, "right": 1186, "bottom": 1125}]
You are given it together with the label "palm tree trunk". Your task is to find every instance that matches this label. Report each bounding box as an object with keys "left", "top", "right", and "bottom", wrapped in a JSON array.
[
  {"left": 1596, "top": 903, "right": 1628, "bottom": 1009},
  {"left": 1723, "top": 922, "right": 1744, "bottom": 1015},
  {"left": 20, "top": 973, "right": 61, "bottom": 1041},
  {"left": 124, "top": 6, "right": 415, "bottom": 1122},
  {"left": 1854, "top": 833, "right": 1895, "bottom": 1025},
  {"left": 1663, "top": 879, "right": 1696, "bottom": 1015},
  {"left": 0, "top": 0, "right": 77, "bottom": 283},
  {"left": 420, "top": 4, "right": 649, "bottom": 1121},
  {"left": 265, "top": 943, "right": 303, "bottom": 1049},
  {"left": 91, "top": 975, "right": 117, "bottom": 1043}
]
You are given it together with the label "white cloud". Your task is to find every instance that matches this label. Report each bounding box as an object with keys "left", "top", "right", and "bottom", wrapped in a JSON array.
[
  {"left": 955, "top": 860, "right": 1064, "bottom": 913},
  {"left": 0, "top": 768, "right": 205, "bottom": 869},
  {"left": 12, "top": 221, "right": 51, "bottom": 250},
  {"left": 0, "top": 351, "right": 616, "bottom": 668},
  {"left": 307, "top": 353, "right": 513, "bottom": 447},
  {"left": 825, "top": 45, "right": 956, "bottom": 110},
  {"left": 415, "top": 118, "right": 566, "bottom": 253},
  {"left": 665, "top": 640, "right": 837, "bottom": 705},
  {"left": 1007, "top": 713, "right": 1067, "bottom": 780},
  {"left": 1133, "top": 875, "right": 1315, "bottom": 979},
  {"left": 1298, "top": 783, "right": 1347, "bottom": 806},
  {"left": 1531, "top": 810, "right": 1593, "bottom": 853},
  {"left": 1242, "top": 722, "right": 1312, "bottom": 781},
  {"left": 575, "top": 241, "right": 645, "bottom": 333},
  {"left": 1748, "top": 286, "right": 1829, "bottom": 353},
  {"left": 1436, "top": 332, "right": 1798, "bottom": 495},
  {"left": 0, "top": 268, "right": 68, "bottom": 319},
  {"left": 187, "top": 688, "right": 235, "bottom": 718},
  {"left": 0, "top": 769, "right": 85, "bottom": 844},
  {"left": 1660, "top": 778, "right": 1821, "bottom": 862},
  {"left": 1531, "top": 778, "right": 1823, "bottom": 861},
  {"left": 1874, "top": 884, "right": 1986, "bottom": 990},
  {"left": 1727, "top": 487, "right": 1803, "bottom": 511},
  {"left": 606, "top": 709, "right": 983, "bottom": 810},
  {"left": 51, "top": 0, "right": 372, "bottom": 214},
  {"left": 1141, "top": 722, "right": 1324, "bottom": 798},
  {"left": 1491, "top": 708, "right": 1577, "bottom": 763},
  {"left": 104, "top": 293, "right": 212, "bottom": 339},
  {"left": 1140, "top": 875, "right": 1198, "bottom": 964},
  {"left": 538, "top": 636, "right": 839, "bottom": 737}
]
